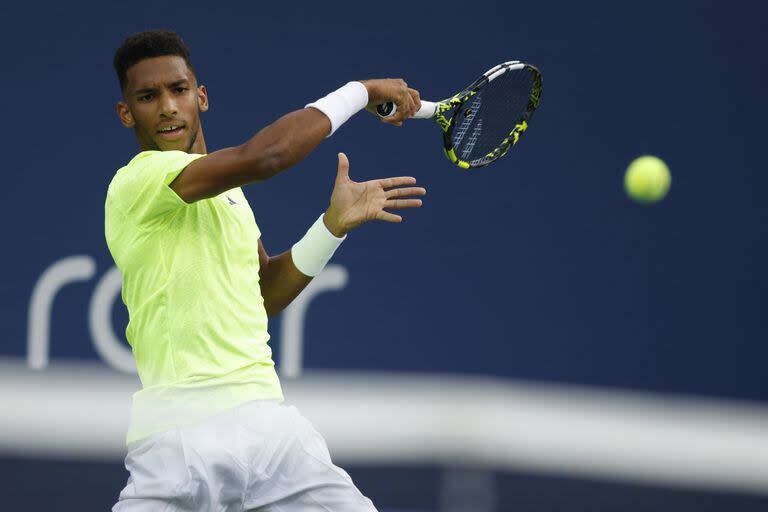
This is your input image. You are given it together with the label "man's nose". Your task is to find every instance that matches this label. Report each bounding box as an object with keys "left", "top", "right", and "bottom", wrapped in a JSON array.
[{"left": 159, "top": 91, "right": 178, "bottom": 117}]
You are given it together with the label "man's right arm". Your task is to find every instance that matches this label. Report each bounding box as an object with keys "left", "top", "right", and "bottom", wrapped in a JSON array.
[{"left": 170, "top": 79, "right": 420, "bottom": 204}]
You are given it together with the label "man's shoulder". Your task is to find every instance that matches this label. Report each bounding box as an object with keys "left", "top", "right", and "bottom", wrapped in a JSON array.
[
  {"left": 109, "top": 151, "right": 158, "bottom": 187},
  {"left": 109, "top": 150, "right": 201, "bottom": 190},
  {"left": 106, "top": 150, "right": 208, "bottom": 228},
  {"left": 114, "top": 150, "right": 180, "bottom": 176}
]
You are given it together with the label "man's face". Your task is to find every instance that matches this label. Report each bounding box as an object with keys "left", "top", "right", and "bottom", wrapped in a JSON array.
[{"left": 116, "top": 56, "right": 208, "bottom": 152}]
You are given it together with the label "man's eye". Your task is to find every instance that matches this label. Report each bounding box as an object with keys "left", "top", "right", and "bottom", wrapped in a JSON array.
[
  {"left": 175, "top": 87, "right": 188, "bottom": 93},
  {"left": 138, "top": 94, "right": 153, "bottom": 102}
]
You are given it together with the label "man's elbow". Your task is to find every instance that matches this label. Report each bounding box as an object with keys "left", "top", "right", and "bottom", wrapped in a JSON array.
[{"left": 264, "top": 301, "right": 284, "bottom": 318}]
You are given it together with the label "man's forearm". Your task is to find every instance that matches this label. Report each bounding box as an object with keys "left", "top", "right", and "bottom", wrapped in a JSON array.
[
  {"left": 259, "top": 251, "right": 312, "bottom": 317},
  {"left": 238, "top": 80, "right": 376, "bottom": 181},
  {"left": 236, "top": 107, "right": 331, "bottom": 181}
]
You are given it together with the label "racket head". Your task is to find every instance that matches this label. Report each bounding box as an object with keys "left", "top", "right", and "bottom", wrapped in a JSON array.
[{"left": 434, "top": 61, "right": 542, "bottom": 169}]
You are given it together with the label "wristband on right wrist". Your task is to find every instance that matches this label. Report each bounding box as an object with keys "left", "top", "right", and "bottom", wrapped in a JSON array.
[{"left": 305, "top": 81, "right": 369, "bottom": 137}]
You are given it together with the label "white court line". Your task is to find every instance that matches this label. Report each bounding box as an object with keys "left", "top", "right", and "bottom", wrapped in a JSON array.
[{"left": 1, "top": 359, "right": 768, "bottom": 495}]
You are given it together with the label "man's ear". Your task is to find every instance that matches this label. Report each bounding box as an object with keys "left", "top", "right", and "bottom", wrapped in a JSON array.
[
  {"left": 198, "top": 85, "right": 209, "bottom": 113},
  {"left": 116, "top": 101, "right": 135, "bottom": 128}
]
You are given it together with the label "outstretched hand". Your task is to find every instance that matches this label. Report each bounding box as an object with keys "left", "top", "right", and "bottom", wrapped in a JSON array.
[{"left": 323, "top": 153, "right": 426, "bottom": 237}]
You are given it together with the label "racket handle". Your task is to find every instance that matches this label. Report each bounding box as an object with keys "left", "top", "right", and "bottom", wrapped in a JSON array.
[{"left": 376, "top": 100, "right": 437, "bottom": 120}]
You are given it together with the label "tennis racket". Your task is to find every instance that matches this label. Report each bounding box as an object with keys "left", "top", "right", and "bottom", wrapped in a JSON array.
[{"left": 377, "top": 61, "right": 542, "bottom": 169}]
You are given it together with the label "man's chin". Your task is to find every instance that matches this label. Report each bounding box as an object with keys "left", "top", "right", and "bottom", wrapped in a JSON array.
[{"left": 155, "top": 138, "right": 189, "bottom": 153}]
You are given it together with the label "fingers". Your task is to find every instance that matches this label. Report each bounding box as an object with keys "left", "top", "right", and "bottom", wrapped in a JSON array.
[
  {"left": 389, "top": 102, "right": 411, "bottom": 125},
  {"left": 385, "top": 186, "right": 426, "bottom": 199},
  {"left": 378, "top": 176, "right": 417, "bottom": 189},
  {"left": 408, "top": 88, "right": 421, "bottom": 113},
  {"left": 365, "top": 79, "right": 422, "bottom": 126},
  {"left": 381, "top": 119, "right": 403, "bottom": 127},
  {"left": 402, "top": 91, "right": 417, "bottom": 119},
  {"left": 384, "top": 198, "right": 422, "bottom": 209},
  {"left": 376, "top": 178, "right": 426, "bottom": 222},
  {"left": 389, "top": 80, "right": 416, "bottom": 124},
  {"left": 336, "top": 152, "right": 350, "bottom": 182},
  {"left": 376, "top": 211, "right": 403, "bottom": 223}
]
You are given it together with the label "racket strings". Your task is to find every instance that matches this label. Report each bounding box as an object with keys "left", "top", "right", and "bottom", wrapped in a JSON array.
[{"left": 450, "top": 69, "right": 535, "bottom": 167}]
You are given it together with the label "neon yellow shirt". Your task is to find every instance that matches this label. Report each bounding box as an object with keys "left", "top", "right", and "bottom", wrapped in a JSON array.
[{"left": 104, "top": 150, "right": 283, "bottom": 444}]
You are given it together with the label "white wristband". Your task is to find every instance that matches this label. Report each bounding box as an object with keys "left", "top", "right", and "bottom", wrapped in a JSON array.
[
  {"left": 305, "top": 81, "right": 369, "bottom": 137},
  {"left": 291, "top": 214, "right": 347, "bottom": 277}
]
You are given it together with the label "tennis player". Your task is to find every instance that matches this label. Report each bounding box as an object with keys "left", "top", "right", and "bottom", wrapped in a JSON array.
[{"left": 105, "top": 29, "right": 425, "bottom": 511}]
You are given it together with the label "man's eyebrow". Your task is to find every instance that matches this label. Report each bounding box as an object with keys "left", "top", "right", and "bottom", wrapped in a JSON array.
[
  {"left": 134, "top": 86, "right": 158, "bottom": 95},
  {"left": 133, "top": 79, "right": 190, "bottom": 95}
]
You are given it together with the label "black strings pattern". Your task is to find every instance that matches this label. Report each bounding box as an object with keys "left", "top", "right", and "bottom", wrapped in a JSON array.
[{"left": 450, "top": 68, "right": 535, "bottom": 167}]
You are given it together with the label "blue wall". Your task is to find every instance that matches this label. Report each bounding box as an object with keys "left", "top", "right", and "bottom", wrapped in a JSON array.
[{"left": 4, "top": 0, "right": 765, "bottom": 398}]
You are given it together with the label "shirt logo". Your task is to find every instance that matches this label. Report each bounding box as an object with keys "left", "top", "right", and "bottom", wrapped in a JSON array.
[{"left": 226, "top": 195, "right": 237, "bottom": 205}]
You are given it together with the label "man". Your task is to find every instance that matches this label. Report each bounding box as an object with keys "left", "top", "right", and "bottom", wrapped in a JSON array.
[{"left": 105, "top": 29, "right": 425, "bottom": 511}]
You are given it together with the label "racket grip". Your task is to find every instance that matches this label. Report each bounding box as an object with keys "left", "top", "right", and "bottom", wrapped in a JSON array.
[{"left": 376, "top": 101, "right": 437, "bottom": 120}]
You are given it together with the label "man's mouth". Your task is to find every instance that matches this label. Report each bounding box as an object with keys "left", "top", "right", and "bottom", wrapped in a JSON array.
[{"left": 157, "top": 124, "right": 186, "bottom": 139}]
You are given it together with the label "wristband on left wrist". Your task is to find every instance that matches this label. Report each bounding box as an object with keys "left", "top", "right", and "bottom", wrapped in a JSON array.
[{"left": 291, "top": 214, "right": 347, "bottom": 277}]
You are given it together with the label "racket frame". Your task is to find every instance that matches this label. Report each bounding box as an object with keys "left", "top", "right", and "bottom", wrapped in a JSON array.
[{"left": 433, "top": 61, "right": 542, "bottom": 169}]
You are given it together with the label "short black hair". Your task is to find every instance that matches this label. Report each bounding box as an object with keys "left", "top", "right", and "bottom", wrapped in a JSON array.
[{"left": 113, "top": 29, "right": 195, "bottom": 92}]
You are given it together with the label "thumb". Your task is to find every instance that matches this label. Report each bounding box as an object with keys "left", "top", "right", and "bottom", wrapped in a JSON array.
[{"left": 336, "top": 152, "right": 350, "bottom": 182}]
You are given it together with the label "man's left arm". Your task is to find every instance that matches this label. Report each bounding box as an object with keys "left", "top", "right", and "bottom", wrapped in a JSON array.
[
  {"left": 257, "top": 152, "right": 426, "bottom": 317},
  {"left": 257, "top": 241, "right": 311, "bottom": 317}
]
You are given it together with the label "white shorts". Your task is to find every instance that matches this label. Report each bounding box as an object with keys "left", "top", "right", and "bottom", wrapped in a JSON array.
[{"left": 113, "top": 400, "right": 377, "bottom": 512}]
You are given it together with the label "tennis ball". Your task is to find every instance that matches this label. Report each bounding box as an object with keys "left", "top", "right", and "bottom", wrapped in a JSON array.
[{"left": 624, "top": 155, "right": 671, "bottom": 204}]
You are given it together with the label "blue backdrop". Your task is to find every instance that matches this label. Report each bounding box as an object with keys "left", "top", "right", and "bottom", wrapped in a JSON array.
[{"left": 3, "top": 0, "right": 766, "bottom": 399}]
